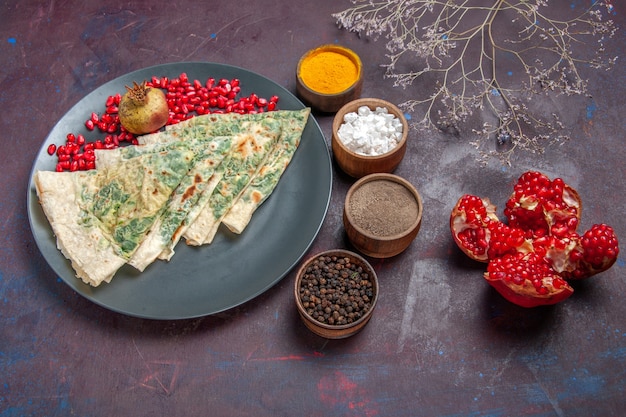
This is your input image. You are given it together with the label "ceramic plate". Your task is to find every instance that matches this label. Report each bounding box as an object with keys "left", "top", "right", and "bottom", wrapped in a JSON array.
[{"left": 27, "top": 62, "right": 332, "bottom": 319}]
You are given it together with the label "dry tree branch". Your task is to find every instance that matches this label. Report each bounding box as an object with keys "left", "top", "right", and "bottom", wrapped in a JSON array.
[{"left": 333, "top": 0, "right": 617, "bottom": 165}]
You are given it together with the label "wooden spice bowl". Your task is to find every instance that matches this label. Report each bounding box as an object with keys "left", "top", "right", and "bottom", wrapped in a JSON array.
[
  {"left": 294, "top": 249, "right": 379, "bottom": 339},
  {"left": 332, "top": 98, "right": 409, "bottom": 178},
  {"left": 296, "top": 44, "right": 363, "bottom": 113},
  {"left": 344, "top": 173, "right": 423, "bottom": 258}
]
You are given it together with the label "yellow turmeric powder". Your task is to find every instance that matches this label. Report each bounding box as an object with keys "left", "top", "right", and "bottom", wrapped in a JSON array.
[{"left": 299, "top": 49, "right": 359, "bottom": 94}]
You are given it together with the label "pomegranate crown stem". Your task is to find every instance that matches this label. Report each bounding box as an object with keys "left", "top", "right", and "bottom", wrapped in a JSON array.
[{"left": 124, "top": 81, "right": 149, "bottom": 102}]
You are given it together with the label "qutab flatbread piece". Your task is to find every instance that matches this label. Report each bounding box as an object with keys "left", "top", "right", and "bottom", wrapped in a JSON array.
[
  {"left": 128, "top": 135, "right": 236, "bottom": 270},
  {"left": 221, "top": 108, "right": 310, "bottom": 233},
  {"left": 34, "top": 144, "right": 199, "bottom": 286}
]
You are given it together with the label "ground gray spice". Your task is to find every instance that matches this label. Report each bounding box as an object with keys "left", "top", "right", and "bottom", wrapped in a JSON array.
[{"left": 349, "top": 179, "right": 418, "bottom": 236}]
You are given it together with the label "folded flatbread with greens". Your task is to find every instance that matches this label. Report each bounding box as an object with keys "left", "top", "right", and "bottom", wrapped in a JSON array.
[
  {"left": 34, "top": 143, "right": 202, "bottom": 286},
  {"left": 221, "top": 108, "right": 310, "bottom": 234}
]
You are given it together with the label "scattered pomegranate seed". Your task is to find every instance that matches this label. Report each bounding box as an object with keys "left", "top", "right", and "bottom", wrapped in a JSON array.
[{"left": 49, "top": 72, "right": 280, "bottom": 172}]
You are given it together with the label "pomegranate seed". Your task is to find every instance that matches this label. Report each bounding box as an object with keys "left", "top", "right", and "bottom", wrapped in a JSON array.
[
  {"left": 85, "top": 120, "right": 95, "bottom": 130},
  {"left": 47, "top": 144, "right": 57, "bottom": 155}
]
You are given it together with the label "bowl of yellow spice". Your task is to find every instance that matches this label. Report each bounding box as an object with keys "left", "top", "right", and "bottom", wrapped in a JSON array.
[{"left": 296, "top": 44, "right": 363, "bottom": 113}]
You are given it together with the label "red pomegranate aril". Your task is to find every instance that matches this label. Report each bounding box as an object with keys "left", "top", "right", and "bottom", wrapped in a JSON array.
[
  {"left": 47, "top": 144, "right": 57, "bottom": 155},
  {"left": 85, "top": 120, "right": 95, "bottom": 130}
]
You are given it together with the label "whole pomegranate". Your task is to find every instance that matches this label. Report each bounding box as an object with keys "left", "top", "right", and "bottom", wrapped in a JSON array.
[
  {"left": 118, "top": 81, "right": 169, "bottom": 135},
  {"left": 450, "top": 171, "right": 619, "bottom": 308}
]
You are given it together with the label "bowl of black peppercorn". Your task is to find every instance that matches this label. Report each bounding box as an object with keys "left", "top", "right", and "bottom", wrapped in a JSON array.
[{"left": 294, "top": 249, "right": 379, "bottom": 339}]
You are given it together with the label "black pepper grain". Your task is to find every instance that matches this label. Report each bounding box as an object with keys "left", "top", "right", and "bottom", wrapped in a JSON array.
[{"left": 298, "top": 255, "right": 375, "bottom": 326}]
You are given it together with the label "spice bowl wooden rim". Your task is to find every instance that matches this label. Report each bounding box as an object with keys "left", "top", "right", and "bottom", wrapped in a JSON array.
[
  {"left": 295, "top": 44, "right": 363, "bottom": 113},
  {"left": 294, "top": 249, "right": 379, "bottom": 339},
  {"left": 332, "top": 98, "right": 409, "bottom": 178},
  {"left": 344, "top": 173, "right": 423, "bottom": 258}
]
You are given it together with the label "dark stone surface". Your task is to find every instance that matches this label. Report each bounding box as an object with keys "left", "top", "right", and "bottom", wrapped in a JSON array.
[{"left": 1, "top": 1, "right": 624, "bottom": 416}]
